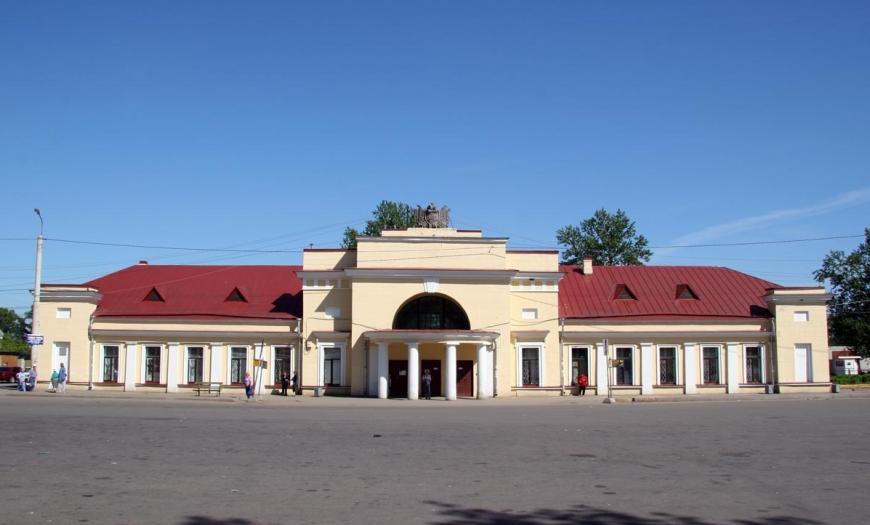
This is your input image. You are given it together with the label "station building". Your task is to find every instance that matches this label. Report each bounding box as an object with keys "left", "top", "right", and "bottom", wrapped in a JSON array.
[{"left": 33, "top": 227, "right": 833, "bottom": 398}]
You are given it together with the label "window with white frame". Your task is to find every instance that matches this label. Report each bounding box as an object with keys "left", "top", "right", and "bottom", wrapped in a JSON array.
[
  {"left": 323, "top": 347, "right": 341, "bottom": 386},
  {"left": 144, "top": 346, "right": 161, "bottom": 384},
  {"left": 102, "top": 345, "right": 119, "bottom": 383},
  {"left": 274, "top": 346, "right": 293, "bottom": 385},
  {"left": 521, "top": 347, "right": 540, "bottom": 386},
  {"left": 702, "top": 346, "right": 721, "bottom": 384},
  {"left": 570, "top": 347, "right": 589, "bottom": 385},
  {"left": 230, "top": 347, "right": 246, "bottom": 384},
  {"left": 745, "top": 346, "right": 764, "bottom": 383},
  {"left": 658, "top": 347, "right": 677, "bottom": 385},
  {"left": 187, "top": 347, "right": 204, "bottom": 384},
  {"left": 56, "top": 307, "right": 71, "bottom": 319},
  {"left": 521, "top": 308, "right": 538, "bottom": 320},
  {"left": 793, "top": 311, "right": 809, "bottom": 322},
  {"left": 615, "top": 347, "right": 633, "bottom": 385}
]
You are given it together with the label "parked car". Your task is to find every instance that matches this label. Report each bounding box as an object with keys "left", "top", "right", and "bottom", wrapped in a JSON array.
[{"left": 0, "top": 366, "right": 22, "bottom": 383}]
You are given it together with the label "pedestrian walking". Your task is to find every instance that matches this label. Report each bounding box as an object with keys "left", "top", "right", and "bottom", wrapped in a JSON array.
[
  {"left": 280, "top": 371, "right": 289, "bottom": 396},
  {"left": 577, "top": 373, "right": 588, "bottom": 396},
  {"left": 421, "top": 369, "right": 432, "bottom": 400},
  {"left": 58, "top": 363, "right": 67, "bottom": 393},
  {"left": 244, "top": 372, "right": 254, "bottom": 399},
  {"left": 50, "top": 370, "right": 59, "bottom": 392},
  {"left": 29, "top": 365, "right": 37, "bottom": 392},
  {"left": 290, "top": 371, "right": 298, "bottom": 395}
]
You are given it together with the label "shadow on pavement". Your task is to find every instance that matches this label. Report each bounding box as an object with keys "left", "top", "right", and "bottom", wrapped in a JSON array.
[
  {"left": 179, "top": 518, "right": 256, "bottom": 525},
  {"left": 422, "top": 502, "right": 826, "bottom": 525}
]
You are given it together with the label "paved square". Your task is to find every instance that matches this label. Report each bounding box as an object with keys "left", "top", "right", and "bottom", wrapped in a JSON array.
[{"left": 1, "top": 395, "right": 868, "bottom": 525}]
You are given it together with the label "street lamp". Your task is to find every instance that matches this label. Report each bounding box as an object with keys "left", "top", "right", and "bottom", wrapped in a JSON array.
[{"left": 31, "top": 208, "right": 45, "bottom": 370}]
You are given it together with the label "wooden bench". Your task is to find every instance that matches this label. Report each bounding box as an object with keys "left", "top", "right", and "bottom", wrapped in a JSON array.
[{"left": 193, "top": 382, "right": 222, "bottom": 396}]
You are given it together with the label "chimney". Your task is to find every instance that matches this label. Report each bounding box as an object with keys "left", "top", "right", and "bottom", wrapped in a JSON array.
[
  {"left": 137, "top": 260, "right": 148, "bottom": 265},
  {"left": 582, "top": 257, "right": 593, "bottom": 275}
]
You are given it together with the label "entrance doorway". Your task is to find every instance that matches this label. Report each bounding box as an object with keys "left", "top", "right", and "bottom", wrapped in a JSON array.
[
  {"left": 456, "top": 360, "right": 473, "bottom": 397},
  {"left": 421, "top": 359, "right": 442, "bottom": 397},
  {"left": 388, "top": 360, "right": 408, "bottom": 398}
]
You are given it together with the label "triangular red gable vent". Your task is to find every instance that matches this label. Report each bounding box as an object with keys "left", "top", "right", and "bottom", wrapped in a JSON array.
[
  {"left": 144, "top": 288, "right": 164, "bottom": 302},
  {"left": 225, "top": 288, "right": 247, "bottom": 302},
  {"left": 614, "top": 284, "right": 636, "bottom": 300},
  {"left": 676, "top": 284, "right": 699, "bottom": 300}
]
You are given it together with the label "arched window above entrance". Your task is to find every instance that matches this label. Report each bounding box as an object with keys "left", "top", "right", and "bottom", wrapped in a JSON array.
[{"left": 392, "top": 294, "right": 470, "bottom": 330}]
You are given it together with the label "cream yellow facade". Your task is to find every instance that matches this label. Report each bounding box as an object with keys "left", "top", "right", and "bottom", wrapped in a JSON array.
[{"left": 31, "top": 227, "right": 833, "bottom": 398}]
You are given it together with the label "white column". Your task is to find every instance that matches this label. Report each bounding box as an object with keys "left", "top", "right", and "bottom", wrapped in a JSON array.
[
  {"left": 124, "top": 343, "right": 137, "bottom": 392},
  {"left": 377, "top": 342, "right": 388, "bottom": 399},
  {"left": 727, "top": 342, "right": 740, "bottom": 394},
  {"left": 595, "top": 342, "right": 608, "bottom": 396},
  {"left": 407, "top": 342, "right": 419, "bottom": 400},
  {"left": 445, "top": 343, "right": 457, "bottom": 401},
  {"left": 210, "top": 344, "right": 223, "bottom": 384},
  {"left": 166, "top": 343, "right": 179, "bottom": 393},
  {"left": 640, "top": 343, "right": 654, "bottom": 395},
  {"left": 683, "top": 343, "right": 697, "bottom": 394},
  {"left": 477, "top": 343, "right": 491, "bottom": 399},
  {"left": 367, "top": 343, "right": 378, "bottom": 397}
]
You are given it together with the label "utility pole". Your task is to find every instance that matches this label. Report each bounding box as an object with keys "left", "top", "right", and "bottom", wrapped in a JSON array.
[{"left": 31, "top": 208, "right": 44, "bottom": 368}]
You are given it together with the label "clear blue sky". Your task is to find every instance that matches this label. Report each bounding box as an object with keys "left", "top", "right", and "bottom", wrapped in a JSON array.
[{"left": 2, "top": 1, "right": 869, "bottom": 314}]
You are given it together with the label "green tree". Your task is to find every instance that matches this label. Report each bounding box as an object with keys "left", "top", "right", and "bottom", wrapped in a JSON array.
[
  {"left": 342, "top": 201, "right": 417, "bottom": 248},
  {"left": 0, "top": 307, "right": 30, "bottom": 357},
  {"left": 814, "top": 228, "right": 870, "bottom": 356},
  {"left": 557, "top": 208, "right": 653, "bottom": 266}
]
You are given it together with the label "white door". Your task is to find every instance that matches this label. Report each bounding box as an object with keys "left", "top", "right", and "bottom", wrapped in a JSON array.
[
  {"left": 794, "top": 344, "right": 809, "bottom": 382},
  {"left": 52, "top": 342, "right": 70, "bottom": 375}
]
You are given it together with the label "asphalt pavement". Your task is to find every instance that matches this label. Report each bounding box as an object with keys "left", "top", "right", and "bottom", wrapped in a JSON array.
[{"left": 1, "top": 392, "right": 868, "bottom": 525}]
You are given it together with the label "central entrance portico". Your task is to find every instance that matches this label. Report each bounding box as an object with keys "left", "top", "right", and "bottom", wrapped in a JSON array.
[{"left": 365, "top": 330, "right": 498, "bottom": 400}]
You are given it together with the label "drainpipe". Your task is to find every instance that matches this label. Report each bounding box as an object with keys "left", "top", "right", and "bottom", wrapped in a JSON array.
[
  {"left": 559, "top": 317, "right": 565, "bottom": 395},
  {"left": 296, "top": 321, "right": 303, "bottom": 395},
  {"left": 87, "top": 311, "right": 95, "bottom": 390}
]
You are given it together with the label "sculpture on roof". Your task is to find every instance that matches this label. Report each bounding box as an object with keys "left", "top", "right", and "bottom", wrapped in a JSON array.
[{"left": 414, "top": 203, "right": 450, "bottom": 228}]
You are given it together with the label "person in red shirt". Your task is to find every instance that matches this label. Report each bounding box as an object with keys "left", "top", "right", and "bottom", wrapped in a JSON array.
[{"left": 577, "top": 373, "right": 588, "bottom": 396}]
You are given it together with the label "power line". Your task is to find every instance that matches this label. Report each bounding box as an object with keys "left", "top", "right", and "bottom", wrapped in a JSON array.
[{"left": 649, "top": 234, "right": 863, "bottom": 249}]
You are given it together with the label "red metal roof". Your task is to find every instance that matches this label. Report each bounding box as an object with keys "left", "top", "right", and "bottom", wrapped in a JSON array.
[
  {"left": 559, "top": 265, "right": 780, "bottom": 320},
  {"left": 83, "top": 265, "right": 302, "bottom": 320}
]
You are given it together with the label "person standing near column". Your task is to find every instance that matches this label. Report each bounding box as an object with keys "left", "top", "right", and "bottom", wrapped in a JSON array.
[
  {"left": 280, "top": 371, "right": 289, "bottom": 396},
  {"left": 577, "top": 373, "right": 588, "bottom": 396},
  {"left": 421, "top": 369, "right": 432, "bottom": 400},
  {"left": 57, "top": 363, "right": 67, "bottom": 393}
]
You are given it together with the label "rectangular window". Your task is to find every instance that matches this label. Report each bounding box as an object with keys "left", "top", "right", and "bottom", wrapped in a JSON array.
[
  {"left": 56, "top": 308, "right": 71, "bottom": 319},
  {"left": 571, "top": 347, "right": 589, "bottom": 385},
  {"left": 793, "top": 311, "right": 809, "bottom": 322},
  {"left": 615, "top": 347, "right": 633, "bottom": 385},
  {"left": 521, "top": 347, "right": 540, "bottom": 386},
  {"left": 659, "top": 347, "right": 677, "bottom": 385},
  {"left": 521, "top": 308, "right": 538, "bottom": 320},
  {"left": 102, "top": 346, "right": 119, "bottom": 383},
  {"left": 144, "top": 346, "right": 161, "bottom": 384},
  {"left": 187, "top": 347, "right": 204, "bottom": 384},
  {"left": 702, "top": 346, "right": 720, "bottom": 384},
  {"left": 274, "top": 347, "right": 292, "bottom": 385},
  {"left": 323, "top": 347, "right": 341, "bottom": 386},
  {"left": 230, "top": 347, "right": 246, "bottom": 385},
  {"left": 745, "top": 346, "right": 763, "bottom": 383}
]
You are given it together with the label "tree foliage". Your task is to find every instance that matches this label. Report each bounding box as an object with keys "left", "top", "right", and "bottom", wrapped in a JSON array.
[
  {"left": 814, "top": 228, "right": 870, "bottom": 356},
  {"left": 0, "top": 307, "right": 30, "bottom": 357},
  {"left": 342, "top": 201, "right": 417, "bottom": 249},
  {"left": 557, "top": 208, "right": 653, "bottom": 265}
]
